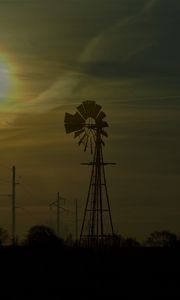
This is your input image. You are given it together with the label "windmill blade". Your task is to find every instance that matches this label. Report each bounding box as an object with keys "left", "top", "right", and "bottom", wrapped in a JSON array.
[
  {"left": 77, "top": 103, "right": 88, "bottom": 119},
  {"left": 84, "top": 134, "right": 89, "bottom": 152},
  {"left": 101, "top": 130, "right": 108, "bottom": 137},
  {"left": 83, "top": 100, "right": 98, "bottom": 119},
  {"left": 65, "top": 123, "right": 84, "bottom": 134},
  {"left": 95, "top": 111, "right": 106, "bottom": 124},
  {"left": 101, "top": 121, "right": 109, "bottom": 128},
  {"left": 82, "top": 100, "right": 96, "bottom": 118},
  {"left": 64, "top": 112, "right": 85, "bottom": 133},
  {"left": 74, "top": 129, "right": 85, "bottom": 138},
  {"left": 92, "top": 130, "right": 96, "bottom": 144},
  {"left": 90, "top": 137, "right": 93, "bottom": 154},
  {"left": 101, "top": 139, "right": 105, "bottom": 146},
  {"left": 64, "top": 112, "right": 75, "bottom": 124},
  {"left": 93, "top": 104, "right": 102, "bottom": 119},
  {"left": 64, "top": 112, "right": 84, "bottom": 125},
  {"left": 78, "top": 132, "right": 87, "bottom": 146},
  {"left": 78, "top": 101, "right": 102, "bottom": 120},
  {"left": 74, "top": 112, "right": 85, "bottom": 123}
]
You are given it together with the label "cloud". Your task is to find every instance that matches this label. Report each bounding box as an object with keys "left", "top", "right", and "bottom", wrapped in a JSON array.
[
  {"left": 143, "top": 0, "right": 157, "bottom": 12},
  {"left": 0, "top": 0, "right": 150, "bottom": 119},
  {"left": 80, "top": 0, "right": 180, "bottom": 84},
  {"left": 17, "top": 72, "right": 84, "bottom": 113},
  {"left": 2, "top": 0, "right": 180, "bottom": 122}
]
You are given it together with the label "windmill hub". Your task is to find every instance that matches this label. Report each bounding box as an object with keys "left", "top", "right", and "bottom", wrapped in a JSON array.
[{"left": 84, "top": 116, "right": 95, "bottom": 129}]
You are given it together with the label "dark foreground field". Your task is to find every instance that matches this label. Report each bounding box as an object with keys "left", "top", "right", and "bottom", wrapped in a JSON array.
[{"left": 0, "top": 246, "right": 179, "bottom": 299}]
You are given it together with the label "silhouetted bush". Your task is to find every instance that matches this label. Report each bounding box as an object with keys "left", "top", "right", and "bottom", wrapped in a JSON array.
[
  {"left": 23, "top": 225, "right": 63, "bottom": 247},
  {"left": 101, "top": 234, "right": 141, "bottom": 248},
  {"left": 121, "top": 237, "right": 141, "bottom": 247},
  {"left": 112, "top": 234, "right": 124, "bottom": 247},
  {"left": 145, "top": 230, "right": 179, "bottom": 247},
  {"left": 0, "top": 227, "right": 9, "bottom": 246}
]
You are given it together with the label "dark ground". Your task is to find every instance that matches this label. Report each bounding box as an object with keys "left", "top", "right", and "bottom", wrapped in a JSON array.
[{"left": 0, "top": 246, "right": 180, "bottom": 299}]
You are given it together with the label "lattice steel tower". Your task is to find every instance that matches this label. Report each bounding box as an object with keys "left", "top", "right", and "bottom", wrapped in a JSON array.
[{"left": 64, "top": 100, "right": 114, "bottom": 245}]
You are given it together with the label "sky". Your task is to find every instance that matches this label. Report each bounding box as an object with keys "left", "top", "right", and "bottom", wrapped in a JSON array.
[{"left": 0, "top": 0, "right": 180, "bottom": 242}]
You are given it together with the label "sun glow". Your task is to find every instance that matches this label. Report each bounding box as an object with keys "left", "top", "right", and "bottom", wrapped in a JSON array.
[{"left": 0, "top": 53, "right": 19, "bottom": 110}]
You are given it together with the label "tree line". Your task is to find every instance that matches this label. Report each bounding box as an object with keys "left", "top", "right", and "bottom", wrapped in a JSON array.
[{"left": 1, "top": 225, "right": 180, "bottom": 248}]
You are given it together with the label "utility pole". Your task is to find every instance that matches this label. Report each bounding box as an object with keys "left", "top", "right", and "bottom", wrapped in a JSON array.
[
  {"left": 49, "top": 193, "right": 66, "bottom": 238},
  {"left": 12, "top": 166, "right": 16, "bottom": 246},
  {"left": 0, "top": 165, "right": 19, "bottom": 246},
  {"left": 57, "top": 192, "right": 60, "bottom": 236},
  {"left": 75, "top": 199, "right": 78, "bottom": 241}
]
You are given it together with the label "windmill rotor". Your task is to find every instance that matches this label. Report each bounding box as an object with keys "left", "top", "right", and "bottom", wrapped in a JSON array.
[{"left": 64, "top": 100, "right": 108, "bottom": 153}]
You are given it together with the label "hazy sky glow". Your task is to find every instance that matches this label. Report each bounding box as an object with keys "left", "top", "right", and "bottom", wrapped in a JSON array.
[{"left": 0, "top": 0, "right": 180, "bottom": 241}]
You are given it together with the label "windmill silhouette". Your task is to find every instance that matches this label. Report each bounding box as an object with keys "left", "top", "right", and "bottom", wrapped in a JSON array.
[{"left": 64, "top": 100, "right": 115, "bottom": 246}]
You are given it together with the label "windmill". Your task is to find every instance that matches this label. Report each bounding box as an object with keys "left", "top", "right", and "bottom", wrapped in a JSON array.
[{"left": 64, "top": 100, "right": 115, "bottom": 246}]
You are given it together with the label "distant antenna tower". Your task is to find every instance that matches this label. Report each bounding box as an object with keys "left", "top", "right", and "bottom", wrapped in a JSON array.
[{"left": 64, "top": 100, "right": 115, "bottom": 246}]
